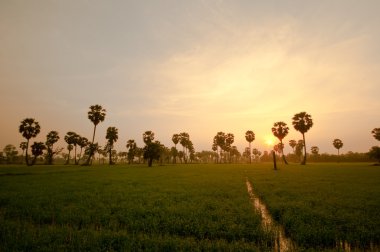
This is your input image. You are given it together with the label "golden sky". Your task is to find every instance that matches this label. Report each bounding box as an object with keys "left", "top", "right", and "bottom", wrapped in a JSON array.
[{"left": 1, "top": 1, "right": 379, "bottom": 154}]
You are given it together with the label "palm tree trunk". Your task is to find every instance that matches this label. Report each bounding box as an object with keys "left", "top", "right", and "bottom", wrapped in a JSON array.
[
  {"left": 281, "top": 140, "right": 288, "bottom": 165},
  {"left": 109, "top": 149, "right": 112, "bottom": 165},
  {"left": 25, "top": 140, "right": 30, "bottom": 166},
  {"left": 66, "top": 150, "right": 71, "bottom": 165},
  {"left": 249, "top": 142, "right": 252, "bottom": 164},
  {"left": 74, "top": 145, "right": 77, "bottom": 165},
  {"left": 272, "top": 150, "right": 277, "bottom": 170},
  {"left": 302, "top": 133, "right": 307, "bottom": 165}
]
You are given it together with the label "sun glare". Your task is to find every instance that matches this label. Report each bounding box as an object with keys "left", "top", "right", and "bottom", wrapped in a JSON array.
[{"left": 264, "top": 135, "right": 276, "bottom": 146}]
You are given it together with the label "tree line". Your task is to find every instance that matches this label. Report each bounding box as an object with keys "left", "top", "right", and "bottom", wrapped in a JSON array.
[{"left": 1, "top": 105, "right": 379, "bottom": 166}]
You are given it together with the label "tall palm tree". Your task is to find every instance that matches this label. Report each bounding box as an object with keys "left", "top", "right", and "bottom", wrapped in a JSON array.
[
  {"left": 19, "top": 118, "right": 41, "bottom": 166},
  {"left": 45, "top": 131, "right": 60, "bottom": 165},
  {"left": 179, "top": 132, "right": 190, "bottom": 163},
  {"left": 172, "top": 134, "right": 180, "bottom": 163},
  {"left": 225, "top": 133, "right": 234, "bottom": 163},
  {"left": 88, "top": 105, "right": 106, "bottom": 143},
  {"left": 292, "top": 112, "right": 313, "bottom": 165},
  {"left": 106, "top": 127, "right": 118, "bottom": 165},
  {"left": 272, "top": 122, "right": 289, "bottom": 164},
  {"left": 85, "top": 105, "right": 106, "bottom": 165},
  {"left": 372, "top": 128, "right": 380, "bottom": 141},
  {"left": 333, "top": 139, "right": 343, "bottom": 156},
  {"left": 214, "top": 132, "right": 226, "bottom": 163},
  {"left": 245, "top": 130, "right": 255, "bottom": 164}
]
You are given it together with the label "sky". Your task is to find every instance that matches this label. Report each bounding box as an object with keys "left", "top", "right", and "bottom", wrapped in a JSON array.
[{"left": 1, "top": 0, "right": 379, "bottom": 155}]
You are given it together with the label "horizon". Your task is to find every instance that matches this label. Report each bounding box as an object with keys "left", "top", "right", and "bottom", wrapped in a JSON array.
[{"left": 1, "top": 1, "right": 379, "bottom": 155}]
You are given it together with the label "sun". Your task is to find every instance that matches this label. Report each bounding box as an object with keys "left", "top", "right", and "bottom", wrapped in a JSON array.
[{"left": 264, "top": 135, "right": 276, "bottom": 146}]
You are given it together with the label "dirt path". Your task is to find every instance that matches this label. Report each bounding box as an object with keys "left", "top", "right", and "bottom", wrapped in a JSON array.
[{"left": 245, "top": 178, "right": 294, "bottom": 252}]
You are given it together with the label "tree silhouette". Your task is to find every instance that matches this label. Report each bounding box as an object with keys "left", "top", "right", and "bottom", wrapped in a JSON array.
[
  {"left": 64, "top": 132, "right": 79, "bottom": 164},
  {"left": 143, "top": 140, "right": 161, "bottom": 167},
  {"left": 214, "top": 132, "right": 226, "bottom": 163},
  {"left": 31, "top": 142, "right": 46, "bottom": 165},
  {"left": 3, "top": 144, "right": 18, "bottom": 164},
  {"left": 289, "top": 140, "right": 297, "bottom": 153},
  {"left": 143, "top": 131, "right": 155, "bottom": 144},
  {"left": 77, "top": 136, "right": 89, "bottom": 165},
  {"left": 105, "top": 127, "right": 118, "bottom": 165},
  {"left": 179, "top": 132, "right": 190, "bottom": 163},
  {"left": 333, "top": 139, "right": 343, "bottom": 156},
  {"left": 311, "top": 146, "right": 319, "bottom": 155},
  {"left": 19, "top": 118, "right": 41, "bottom": 166},
  {"left": 245, "top": 130, "right": 255, "bottom": 164},
  {"left": 45, "top": 131, "right": 60, "bottom": 165},
  {"left": 84, "top": 104, "right": 106, "bottom": 165},
  {"left": 172, "top": 134, "right": 180, "bottom": 163},
  {"left": 66, "top": 144, "right": 73, "bottom": 165},
  {"left": 126, "top": 139, "right": 137, "bottom": 164},
  {"left": 225, "top": 133, "right": 234, "bottom": 163},
  {"left": 292, "top": 112, "right": 313, "bottom": 165},
  {"left": 372, "top": 128, "right": 380, "bottom": 141},
  {"left": 272, "top": 122, "right": 289, "bottom": 164},
  {"left": 368, "top": 146, "right": 380, "bottom": 164}
]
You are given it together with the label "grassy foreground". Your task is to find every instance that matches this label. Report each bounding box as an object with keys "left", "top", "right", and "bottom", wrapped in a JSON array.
[
  {"left": 246, "top": 162, "right": 380, "bottom": 250},
  {"left": 0, "top": 164, "right": 272, "bottom": 251},
  {"left": 0, "top": 163, "right": 379, "bottom": 251}
]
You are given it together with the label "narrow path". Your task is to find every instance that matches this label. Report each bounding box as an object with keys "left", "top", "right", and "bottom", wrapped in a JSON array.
[{"left": 245, "top": 177, "right": 294, "bottom": 252}]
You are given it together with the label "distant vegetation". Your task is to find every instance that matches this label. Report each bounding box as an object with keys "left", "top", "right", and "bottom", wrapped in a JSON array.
[{"left": 0, "top": 105, "right": 379, "bottom": 165}]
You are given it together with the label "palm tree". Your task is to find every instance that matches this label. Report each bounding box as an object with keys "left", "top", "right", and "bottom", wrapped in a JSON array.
[
  {"left": 289, "top": 140, "right": 297, "bottom": 153},
  {"left": 179, "top": 132, "right": 190, "bottom": 163},
  {"left": 214, "top": 132, "right": 226, "bottom": 163},
  {"left": 143, "top": 140, "right": 162, "bottom": 167},
  {"left": 126, "top": 139, "right": 137, "bottom": 164},
  {"left": 31, "top": 142, "right": 46, "bottom": 165},
  {"left": 45, "top": 131, "right": 60, "bottom": 165},
  {"left": 225, "top": 133, "right": 234, "bottom": 163},
  {"left": 292, "top": 112, "right": 313, "bottom": 165},
  {"left": 83, "top": 105, "right": 106, "bottom": 165},
  {"left": 245, "top": 130, "right": 255, "bottom": 164},
  {"left": 64, "top": 132, "right": 79, "bottom": 164},
  {"left": 143, "top": 131, "right": 155, "bottom": 144},
  {"left": 272, "top": 122, "right": 289, "bottom": 164},
  {"left": 105, "top": 127, "right": 118, "bottom": 165},
  {"left": 311, "top": 146, "right": 319, "bottom": 155},
  {"left": 333, "top": 139, "right": 343, "bottom": 156},
  {"left": 19, "top": 118, "right": 41, "bottom": 166},
  {"left": 77, "top": 137, "right": 89, "bottom": 164},
  {"left": 372, "top": 128, "right": 380, "bottom": 141},
  {"left": 172, "top": 134, "right": 180, "bottom": 163}
]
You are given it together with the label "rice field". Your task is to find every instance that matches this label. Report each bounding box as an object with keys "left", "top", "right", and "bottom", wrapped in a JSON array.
[{"left": 0, "top": 163, "right": 379, "bottom": 251}]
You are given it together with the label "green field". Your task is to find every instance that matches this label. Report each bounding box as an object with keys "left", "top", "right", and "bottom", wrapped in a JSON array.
[{"left": 0, "top": 163, "right": 379, "bottom": 251}]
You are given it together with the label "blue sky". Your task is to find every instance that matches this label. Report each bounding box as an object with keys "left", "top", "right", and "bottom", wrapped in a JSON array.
[{"left": 1, "top": 0, "right": 379, "bottom": 154}]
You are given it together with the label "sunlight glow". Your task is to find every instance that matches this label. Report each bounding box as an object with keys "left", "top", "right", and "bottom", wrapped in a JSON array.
[{"left": 265, "top": 135, "right": 277, "bottom": 147}]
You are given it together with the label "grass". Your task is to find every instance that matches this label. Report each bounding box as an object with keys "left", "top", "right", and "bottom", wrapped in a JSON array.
[
  {"left": 0, "top": 163, "right": 379, "bottom": 251},
  {"left": 246, "top": 162, "right": 380, "bottom": 250},
  {"left": 0, "top": 164, "right": 273, "bottom": 251}
]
